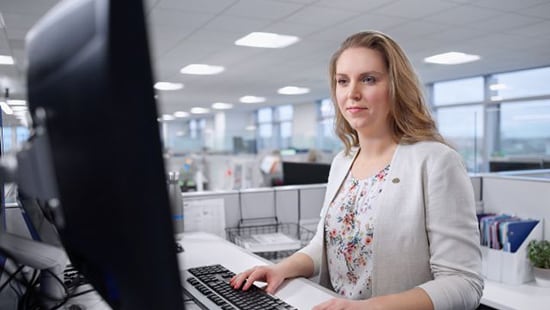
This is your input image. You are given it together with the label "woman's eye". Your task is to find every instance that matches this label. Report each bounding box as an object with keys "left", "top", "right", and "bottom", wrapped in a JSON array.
[
  {"left": 362, "top": 76, "right": 376, "bottom": 84},
  {"left": 337, "top": 79, "right": 348, "bottom": 85}
]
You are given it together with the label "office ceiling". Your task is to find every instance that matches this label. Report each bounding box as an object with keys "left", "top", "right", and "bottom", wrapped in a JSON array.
[{"left": 1, "top": 0, "right": 550, "bottom": 125}]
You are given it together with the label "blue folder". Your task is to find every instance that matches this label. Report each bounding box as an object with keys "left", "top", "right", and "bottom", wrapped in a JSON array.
[{"left": 505, "top": 220, "right": 539, "bottom": 253}]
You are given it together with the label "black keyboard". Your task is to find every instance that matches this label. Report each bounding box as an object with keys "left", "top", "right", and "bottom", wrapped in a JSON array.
[{"left": 185, "top": 264, "right": 298, "bottom": 310}]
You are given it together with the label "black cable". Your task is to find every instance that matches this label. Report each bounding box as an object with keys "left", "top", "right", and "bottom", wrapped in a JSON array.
[
  {"left": 68, "top": 288, "right": 95, "bottom": 299},
  {"left": 23, "top": 269, "right": 41, "bottom": 310},
  {"left": 0, "top": 264, "right": 25, "bottom": 293}
]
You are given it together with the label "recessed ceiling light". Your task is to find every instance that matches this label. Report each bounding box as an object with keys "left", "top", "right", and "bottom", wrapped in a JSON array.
[
  {"left": 160, "top": 114, "right": 175, "bottom": 121},
  {"left": 0, "top": 55, "right": 14, "bottom": 65},
  {"left": 174, "top": 111, "right": 189, "bottom": 118},
  {"left": 7, "top": 99, "right": 26, "bottom": 106},
  {"left": 0, "top": 101, "right": 13, "bottom": 114},
  {"left": 489, "top": 83, "right": 507, "bottom": 91},
  {"left": 11, "top": 106, "right": 27, "bottom": 112},
  {"left": 190, "top": 107, "right": 210, "bottom": 114},
  {"left": 212, "top": 102, "right": 233, "bottom": 110},
  {"left": 235, "top": 32, "right": 299, "bottom": 48},
  {"left": 180, "top": 64, "right": 225, "bottom": 75},
  {"left": 424, "top": 52, "right": 480, "bottom": 65},
  {"left": 239, "top": 96, "right": 266, "bottom": 104},
  {"left": 490, "top": 96, "right": 503, "bottom": 101},
  {"left": 277, "top": 86, "right": 310, "bottom": 95},
  {"left": 154, "top": 82, "right": 183, "bottom": 91},
  {"left": 245, "top": 125, "right": 256, "bottom": 131}
]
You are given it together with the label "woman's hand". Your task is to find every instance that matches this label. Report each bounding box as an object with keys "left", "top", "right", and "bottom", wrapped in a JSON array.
[
  {"left": 230, "top": 265, "right": 286, "bottom": 294},
  {"left": 313, "top": 298, "right": 372, "bottom": 310}
]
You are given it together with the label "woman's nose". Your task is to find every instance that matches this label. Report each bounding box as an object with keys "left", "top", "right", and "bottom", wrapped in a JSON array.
[{"left": 348, "top": 83, "right": 361, "bottom": 101}]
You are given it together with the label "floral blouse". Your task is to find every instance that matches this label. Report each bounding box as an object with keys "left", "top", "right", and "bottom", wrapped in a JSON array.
[{"left": 324, "top": 165, "right": 390, "bottom": 299}]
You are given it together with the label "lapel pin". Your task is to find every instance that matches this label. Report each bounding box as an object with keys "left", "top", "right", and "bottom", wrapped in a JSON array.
[{"left": 392, "top": 178, "right": 400, "bottom": 184}]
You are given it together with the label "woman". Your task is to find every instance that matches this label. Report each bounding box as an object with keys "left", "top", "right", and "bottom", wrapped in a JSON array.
[{"left": 231, "top": 31, "right": 483, "bottom": 310}]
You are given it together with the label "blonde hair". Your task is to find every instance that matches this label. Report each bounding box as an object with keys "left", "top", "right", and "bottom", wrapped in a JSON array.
[{"left": 329, "top": 31, "right": 445, "bottom": 155}]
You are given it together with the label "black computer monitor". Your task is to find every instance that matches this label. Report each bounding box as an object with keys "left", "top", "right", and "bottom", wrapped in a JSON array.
[
  {"left": 281, "top": 161, "right": 331, "bottom": 185},
  {"left": 22, "top": 0, "right": 184, "bottom": 308}
]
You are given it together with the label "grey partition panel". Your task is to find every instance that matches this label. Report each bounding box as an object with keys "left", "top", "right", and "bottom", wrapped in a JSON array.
[
  {"left": 182, "top": 191, "right": 241, "bottom": 229},
  {"left": 275, "top": 188, "right": 299, "bottom": 224},
  {"left": 299, "top": 185, "right": 326, "bottom": 223},
  {"left": 239, "top": 189, "right": 277, "bottom": 221},
  {"left": 470, "top": 175, "right": 482, "bottom": 201},
  {"left": 482, "top": 176, "right": 550, "bottom": 240}
]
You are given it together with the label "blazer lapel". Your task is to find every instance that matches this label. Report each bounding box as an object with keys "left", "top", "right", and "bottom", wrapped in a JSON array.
[{"left": 324, "top": 148, "right": 358, "bottom": 206}]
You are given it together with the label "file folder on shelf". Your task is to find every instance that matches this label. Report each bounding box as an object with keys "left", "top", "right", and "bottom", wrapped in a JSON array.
[{"left": 481, "top": 219, "right": 543, "bottom": 285}]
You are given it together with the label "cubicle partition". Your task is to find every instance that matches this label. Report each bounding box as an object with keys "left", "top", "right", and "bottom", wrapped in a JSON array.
[
  {"left": 482, "top": 171, "right": 550, "bottom": 240},
  {"left": 181, "top": 184, "right": 326, "bottom": 239}
]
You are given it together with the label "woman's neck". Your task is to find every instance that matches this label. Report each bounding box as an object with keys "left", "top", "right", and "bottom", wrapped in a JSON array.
[
  {"left": 351, "top": 135, "right": 397, "bottom": 180},
  {"left": 357, "top": 134, "right": 396, "bottom": 159}
]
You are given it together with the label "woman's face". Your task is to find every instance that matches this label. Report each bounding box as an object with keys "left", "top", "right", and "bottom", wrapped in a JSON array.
[{"left": 334, "top": 47, "right": 391, "bottom": 136}]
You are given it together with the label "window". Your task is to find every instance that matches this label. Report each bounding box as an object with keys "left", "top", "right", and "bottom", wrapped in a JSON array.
[
  {"left": 437, "top": 105, "right": 484, "bottom": 172},
  {"left": 255, "top": 105, "right": 295, "bottom": 151},
  {"left": 2, "top": 127, "right": 12, "bottom": 153},
  {"left": 433, "top": 77, "right": 484, "bottom": 106},
  {"left": 277, "top": 105, "right": 293, "bottom": 149},
  {"left": 1, "top": 126, "right": 30, "bottom": 154},
  {"left": 257, "top": 107, "right": 274, "bottom": 151},
  {"left": 317, "top": 98, "right": 340, "bottom": 152},
  {"left": 490, "top": 67, "right": 550, "bottom": 100},
  {"left": 432, "top": 76, "right": 486, "bottom": 172},
  {"left": 498, "top": 100, "right": 550, "bottom": 157}
]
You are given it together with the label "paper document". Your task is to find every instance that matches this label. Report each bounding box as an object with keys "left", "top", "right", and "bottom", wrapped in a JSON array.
[
  {"left": 183, "top": 198, "right": 226, "bottom": 238},
  {"left": 236, "top": 232, "right": 301, "bottom": 253}
]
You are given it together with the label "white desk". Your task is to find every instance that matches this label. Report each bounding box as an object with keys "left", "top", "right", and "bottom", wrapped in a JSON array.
[
  {"left": 177, "top": 232, "right": 337, "bottom": 309},
  {"left": 482, "top": 279, "right": 550, "bottom": 310}
]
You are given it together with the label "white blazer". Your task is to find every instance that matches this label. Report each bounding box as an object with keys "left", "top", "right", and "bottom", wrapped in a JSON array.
[{"left": 299, "top": 141, "right": 484, "bottom": 310}]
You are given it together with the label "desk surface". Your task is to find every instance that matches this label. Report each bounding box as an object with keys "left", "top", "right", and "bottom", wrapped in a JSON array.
[
  {"left": 178, "top": 232, "right": 337, "bottom": 309},
  {"left": 482, "top": 279, "right": 550, "bottom": 310}
]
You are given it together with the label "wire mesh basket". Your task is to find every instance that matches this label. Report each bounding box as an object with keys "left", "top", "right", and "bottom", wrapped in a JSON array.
[{"left": 226, "top": 222, "right": 314, "bottom": 261}]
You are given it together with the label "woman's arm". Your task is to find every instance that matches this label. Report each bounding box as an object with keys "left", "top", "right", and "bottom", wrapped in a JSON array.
[
  {"left": 418, "top": 147, "right": 484, "bottom": 309},
  {"left": 313, "top": 287, "right": 433, "bottom": 310}
]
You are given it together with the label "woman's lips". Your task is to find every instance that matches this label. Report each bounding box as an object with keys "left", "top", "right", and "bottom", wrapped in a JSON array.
[{"left": 347, "top": 106, "right": 367, "bottom": 114}]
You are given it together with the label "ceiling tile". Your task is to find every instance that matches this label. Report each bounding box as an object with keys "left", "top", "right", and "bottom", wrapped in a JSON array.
[
  {"left": 316, "top": 0, "right": 392, "bottom": 11},
  {"left": 157, "top": 0, "right": 237, "bottom": 13},
  {"left": 474, "top": 0, "right": 548, "bottom": 12},
  {"left": 470, "top": 12, "right": 544, "bottom": 32},
  {"left": 284, "top": 6, "right": 361, "bottom": 26},
  {"left": 202, "top": 15, "right": 271, "bottom": 33},
  {"left": 518, "top": 1, "right": 550, "bottom": 18},
  {"left": 223, "top": 0, "right": 304, "bottom": 20},
  {"left": 149, "top": 8, "right": 213, "bottom": 27},
  {"left": 371, "top": 0, "right": 459, "bottom": 19},
  {"left": 423, "top": 4, "right": 501, "bottom": 25}
]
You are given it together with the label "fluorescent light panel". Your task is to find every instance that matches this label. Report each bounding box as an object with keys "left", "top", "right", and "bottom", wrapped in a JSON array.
[
  {"left": 278, "top": 86, "right": 310, "bottom": 95},
  {"left": 239, "top": 96, "right": 266, "bottom": 104},
  {"left": 7, "top": 99, "right": 26, "bottom": 106},
  {"left": 212, "top": 102, "right": 233, "bottom": 110},
  {"left": 235, "top": 32, "right": 299, "bottom": 48},
  {"left": 0, "top": 55, "right": 14, "bottom": 65},
  {"left": 190, "top": 107, "right": 210, "bottom": 114},
  {"left": 174, "top": 111, "right": 189, "bottom": 118},
  {"left": 154, "top": 82, "right": 183, "bottom": 91},
  {"left": 180, "top": 64, "right": 224, "bottom": 75},
  {"left": 424, "top": 52, "right": 480, "bottom": 65}
]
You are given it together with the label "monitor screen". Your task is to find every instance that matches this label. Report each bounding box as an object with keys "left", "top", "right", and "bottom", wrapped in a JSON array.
[
  {"left": 281, "top": 161, "right": 331, "bottom": 186},
  {"left": 22, "top": 0, "right": 184, "bottom": 308}
]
